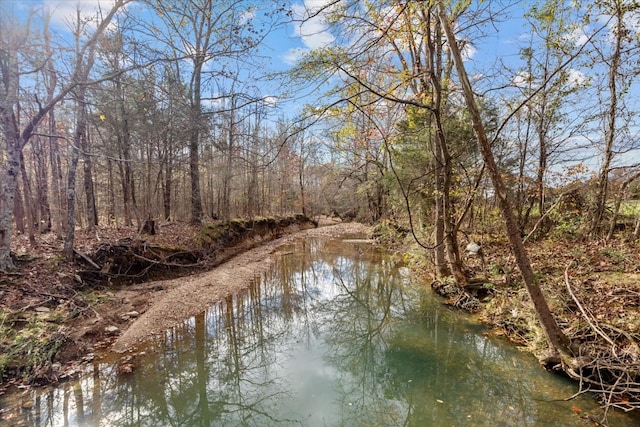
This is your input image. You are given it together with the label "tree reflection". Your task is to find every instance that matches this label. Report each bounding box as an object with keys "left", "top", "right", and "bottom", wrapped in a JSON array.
[
  {"left": 314, "top": 245, "right": 413, "bottom": 426},
  {"left": 3, "top": 237, "right": 637, "bottom": 426}
]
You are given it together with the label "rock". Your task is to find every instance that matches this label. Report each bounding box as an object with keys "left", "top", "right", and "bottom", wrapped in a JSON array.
[
  {"left": 35, "top": 306, "right": 50, "bottom": 313},
  {"left": 465, "top": 242, "right": 481, "bottom": 255},
  {"left": 105, "top": 325, "right": 120, "bottom": 334},
  {"left": 120, "top": 311, "right": 140, "bottom": 321}
]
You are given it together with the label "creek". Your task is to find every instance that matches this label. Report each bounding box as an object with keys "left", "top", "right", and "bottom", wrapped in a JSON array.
[{"left": 1, "top": 234, "right": 638, "bottom": 426}]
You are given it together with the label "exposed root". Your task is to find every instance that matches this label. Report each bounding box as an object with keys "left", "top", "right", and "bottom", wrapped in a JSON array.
[
  {"left": 431, "top": 277, "right": 483, "bottom": 312},
  {"left": 564, "top": 261, "right": 640, "bottom": 415}
]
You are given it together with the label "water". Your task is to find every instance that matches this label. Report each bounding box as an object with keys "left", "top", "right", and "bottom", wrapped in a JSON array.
[{"left": 1, "top": 236, "right": 638, "bottom": 426}]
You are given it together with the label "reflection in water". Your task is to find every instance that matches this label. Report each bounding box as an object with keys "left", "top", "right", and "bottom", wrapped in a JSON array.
[{"left": 1, "top": 237, "right": 638, "bottom": 426}]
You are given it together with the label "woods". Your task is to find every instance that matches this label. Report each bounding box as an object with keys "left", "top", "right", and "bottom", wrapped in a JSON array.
[{"left": 1, "top": 0, "right": 640, "bottom": 420}]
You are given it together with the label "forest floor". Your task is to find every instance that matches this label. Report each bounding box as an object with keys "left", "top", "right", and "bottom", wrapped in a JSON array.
[
  {"left": 422, "top": 230, "right": 640, "bottom": 414},
  {"left": 1, "top": 218, "right": 639, "bottom": 415}
]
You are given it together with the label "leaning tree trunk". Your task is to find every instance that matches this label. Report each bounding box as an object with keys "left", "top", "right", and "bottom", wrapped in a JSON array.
[{"left": 438, "top": 3, "right": 572, "bottom": 362}]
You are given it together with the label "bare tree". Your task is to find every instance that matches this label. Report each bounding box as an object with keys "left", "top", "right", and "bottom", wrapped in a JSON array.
[
  {"left": 65, "top": 4, "right": 127, "bottom": 259},
  {"left": 141, "top": 0, "right": 267, "bottom": 224},
  {"left": 586, "top": 0, "right": 640, "bottom": 237},
  {"left": 0, "top": 1, "right": 127, "bottom": 270}
]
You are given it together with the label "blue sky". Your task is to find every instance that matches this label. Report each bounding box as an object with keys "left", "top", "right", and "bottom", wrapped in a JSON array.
[
  {"left": 4, "top": 0, "right": 639, "bottom": 173},
  {"left": 3, "top": 0, "right": 307, "bottom": 69},
  {"left": 3, "top": 0, "right": 527, "bottom": 100},
  {"left": 2, "top": 0, "right": 316, "bottom": 115}
]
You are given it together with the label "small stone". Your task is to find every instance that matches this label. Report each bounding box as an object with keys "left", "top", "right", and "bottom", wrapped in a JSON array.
[
  {"left": 35, "top": 306, "right": 50, "bottom": 313},
  {"left": 125, "top": 311, "right": 139, "bottom": 318},
  {"left": 466, "top": 242, "right": 481, "bottom": 255},
  {"left": 105, "top": 325, "right": 120, "bottom": 334}
]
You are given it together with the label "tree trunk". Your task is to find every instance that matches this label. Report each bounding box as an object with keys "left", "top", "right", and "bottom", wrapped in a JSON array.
[
  {"left": 606, "top": 170, "right": 640, "bottom": 240},
  {"left": 189, "top": 58, "right": 204, "bottom": 224},
  {"left": 49, "top": 112, "right": 65, "bottom": 237},
  {"left": 434, "top": 105, "right": 465, "bottom": 283},
  {"left": 163, "top": 153, "right": 172, "bottom": 221},
  {"left": 117, "top": 96, "right": 133, "bottom": 227},
  {"left": 438, "top": 3, "right": 572, "bottom": 361},
  {"left": 107, "top": 159, "right": 117, "bottom": 226},
  {"left": 429, "top": 14, "right": 464, "bottom": 282},
  {"left": 298, "top": 156, "right": 307, "bottom": 217},
  {"left": 81, "top": 125, "right": 98, "bottom": 230},
  {"left": 63, "top": 101, "right": 87, "bottom": 260},
  {"left": 19, "top": 152, "right": 37, "bottom": 245},
  {"left": 0, "top": 130, "right": 20, "bottom": 270},
  {"left": 13, "top": 182, "right": 25, "bottom": 235},
  {"left": 221, "top": 95, "right": 236, "bottom": 222},
  {"left": 0, "top": 44, "right": 21, "bottom": 270},
  {"left": 34, "top": 136, "right": 52, "bottom": 233},
  {"left": 0, "top": 0, "right": 125, "bottom": 269},
  {"left": 588, "top": 3, "right": 622, "bottom": 238},
  {"left": 432, "top": 118, "right": 449, "bottom": 278}
]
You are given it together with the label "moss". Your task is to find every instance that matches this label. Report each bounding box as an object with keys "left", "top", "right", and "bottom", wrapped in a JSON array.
[
  {"left": 81, "top": 291, "right": 111, "bottom": 306},
  {"left": 197, "top": 216, "right": 313, "bottom": 249},
  {"left": 197, "top": 223, "right": 224, "bottom": 246},
  {"left": 0, "top": 309, "right": 68, "bottom": 384}
]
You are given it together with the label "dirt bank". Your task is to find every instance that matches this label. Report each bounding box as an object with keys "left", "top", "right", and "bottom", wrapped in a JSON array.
[{"left": 112, "top": 221, "right": 371, "bottom": 352}]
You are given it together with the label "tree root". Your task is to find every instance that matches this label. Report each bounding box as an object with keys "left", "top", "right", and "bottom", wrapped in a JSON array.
[
  {"left": 76, "top": 238, "right": 201, "bottom": 285},
  {"left": 563, "top": 261, "right": 640, "bottom": 416}
]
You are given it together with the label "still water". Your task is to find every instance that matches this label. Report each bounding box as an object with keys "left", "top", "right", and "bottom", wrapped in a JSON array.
[{"left": 1, "top": 236, "right": 638, "bottom": 426}]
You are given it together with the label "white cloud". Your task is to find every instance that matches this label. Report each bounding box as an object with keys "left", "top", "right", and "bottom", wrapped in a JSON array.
[
  {"left": 201, "top": 96, "right": 225, "bottom": 111},
  {"left": 624, "top": 10, "right": 640, "bottom": 36},
  {"left": 461, "top": 41, "right": 477, "bottom": 61},
  {"left": 263, "top": 95, "right": 278, "bottom": 107},
  {"left": 511, "top": 71, "right": 531, "bottom": 88},
  {"left": 568, "top": 25, "right": 590, "bottom": 47},
  {"left": 291, "top": 0, "right": 336, "bottom": 50},
  {"left": 240, "top": 7, "right": 256, "bottom": 26},
  {"left": 567, "top": 68, "right": 587, "bottom": 86},
  {"left": 43, "top": 0, "right": 120, "bottom": 29}
]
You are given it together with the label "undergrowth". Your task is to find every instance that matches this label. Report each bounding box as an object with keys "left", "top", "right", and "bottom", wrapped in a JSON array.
[{"left": 0, "top": 308, "right": 68, "bottom": 385}]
